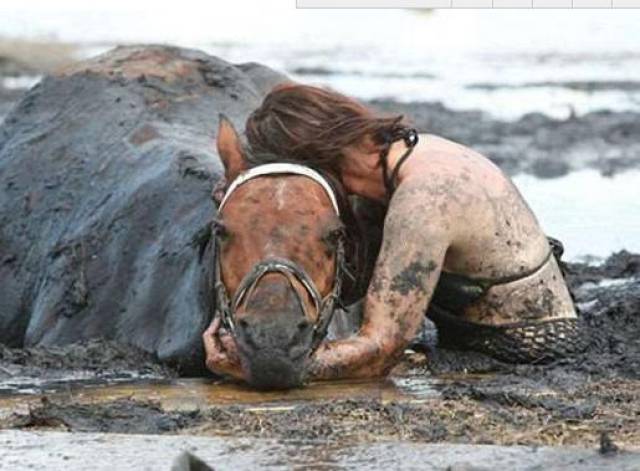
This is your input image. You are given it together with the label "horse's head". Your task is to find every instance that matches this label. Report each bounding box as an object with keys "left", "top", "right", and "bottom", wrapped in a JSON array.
[{"left": 212, "top": 116, "right": 349, "bottom": 389}]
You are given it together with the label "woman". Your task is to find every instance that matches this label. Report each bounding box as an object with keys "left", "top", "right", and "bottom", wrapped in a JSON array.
[{"left": 204, "top": 84, "right": 581, "bottom": 381}]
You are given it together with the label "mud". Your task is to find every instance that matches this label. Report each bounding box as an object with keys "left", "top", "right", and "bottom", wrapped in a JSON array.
[
  {"left": 1, "top": 252, "right": 638, "bottom": 451},
  {"left": 292, "top": 66, "right": 437, "bottom": 80},
  {"left": 0, "top": 339, "right": 176, "bottom": 396},
  {"left": 0, "top": 39, "right": 77, "bottom": 75},
  {"left": 7, "top": 397, "right": 200, "bottom": 434},
  {"left": 0, "top": 55, "right": 36, "bottom": 79},
  {"left": 0, "top": 40, "right": 78, "bottom": 124},
  {"left": 566, "top": 250, "right": 640, "bottom": 288}
]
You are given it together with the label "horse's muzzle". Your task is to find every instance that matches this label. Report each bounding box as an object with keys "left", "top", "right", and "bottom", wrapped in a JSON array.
[
  {"left": 241, "top": 347, "right": 308, "bottom": 390},
  {"left": 234, "top": 311, "right": 315, "bottom": 390}
]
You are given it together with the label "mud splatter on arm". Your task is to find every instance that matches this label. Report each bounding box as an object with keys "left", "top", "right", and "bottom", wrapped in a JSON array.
[{"left": 308, "top": 181, "right": 450, "bottom": 380}]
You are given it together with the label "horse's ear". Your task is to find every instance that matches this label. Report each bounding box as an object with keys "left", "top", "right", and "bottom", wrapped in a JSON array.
[{"left": 216, "top": 114, "right": 246, "bottom": 181}]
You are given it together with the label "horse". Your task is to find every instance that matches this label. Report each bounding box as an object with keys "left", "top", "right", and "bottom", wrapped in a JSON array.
[
  {"left": 208, "top": 116, "right": 363, "bottom": 388},
  {"left": 0, "top": 45, "right": 366, "bottom": 386}
]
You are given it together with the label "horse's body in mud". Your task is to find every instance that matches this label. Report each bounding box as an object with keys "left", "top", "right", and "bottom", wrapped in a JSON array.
[{"left": 0, "top": 45, "right": 362, "bottom": 379}]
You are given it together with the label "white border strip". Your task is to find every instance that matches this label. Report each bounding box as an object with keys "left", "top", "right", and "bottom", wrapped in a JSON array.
[
  {"left": 298, "top": 0, "right": 625, "bottom": 7},
  {"left": 298, "top": 0, "right": 453, "bottom": 6}
]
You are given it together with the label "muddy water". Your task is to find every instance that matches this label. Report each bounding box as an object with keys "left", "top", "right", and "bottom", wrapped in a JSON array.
[{"left": 0, "top": 375, "right": 441, "bottom": 420}]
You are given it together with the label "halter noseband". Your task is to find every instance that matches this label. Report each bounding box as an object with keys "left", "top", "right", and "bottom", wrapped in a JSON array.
[{"left": 211, "top": 163, "right": 346, "bottom": 353}]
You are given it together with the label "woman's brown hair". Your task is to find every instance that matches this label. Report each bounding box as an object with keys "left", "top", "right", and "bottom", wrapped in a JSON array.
[{"left": 245, "top": 84, "right": 408, "bottom": 172}]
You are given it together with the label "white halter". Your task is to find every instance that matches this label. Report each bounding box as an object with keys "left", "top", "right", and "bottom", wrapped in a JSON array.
[{"left": 218, "top": 163, "right": 341, "bottom": 216}]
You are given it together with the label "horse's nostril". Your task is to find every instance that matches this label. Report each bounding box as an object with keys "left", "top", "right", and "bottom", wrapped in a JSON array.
[{"left": 238, "top": 318, "right": 250, "bottom": 330}]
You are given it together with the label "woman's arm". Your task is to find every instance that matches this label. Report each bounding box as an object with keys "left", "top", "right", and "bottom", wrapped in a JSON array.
[{"left": 308, "top": 180, "right": 451, "bottom": 380}]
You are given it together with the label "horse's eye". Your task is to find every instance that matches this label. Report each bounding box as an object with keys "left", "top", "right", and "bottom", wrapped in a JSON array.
[{"left": 322, "top": 226, "right": 344, "bottom": 249}]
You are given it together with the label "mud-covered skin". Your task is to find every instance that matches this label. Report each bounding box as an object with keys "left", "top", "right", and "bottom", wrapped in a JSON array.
[
  {"left": 309, "top": 180, "right": 447, "bottom": 380},
  {"left": 0, "top": 46, "right": 288, "bottom": 374},
  {"left": 309, "top": 134, "right": 577, "bottom": 380},
  {"left": 427, "top": 135, "right": 575, "bottom": 326}
]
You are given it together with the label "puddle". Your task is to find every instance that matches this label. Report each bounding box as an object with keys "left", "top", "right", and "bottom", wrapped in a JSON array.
[
  {"left": 0, "top": 370, "right": 167, "bottom": 396},
  {"left": 390, "top": 376, "right": 444, "bottom": 400},
  {"left": 0, "top": 375, "right": 442, "bottom": 420}
]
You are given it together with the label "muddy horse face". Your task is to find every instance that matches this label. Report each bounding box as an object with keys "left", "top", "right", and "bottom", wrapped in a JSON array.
[{"left": 212, "top": 116, "right": 346, "bottom": 389}]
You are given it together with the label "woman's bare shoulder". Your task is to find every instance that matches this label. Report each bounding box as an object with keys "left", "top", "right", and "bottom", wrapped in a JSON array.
[{"left": 416, "top": 134, "right": 512, "bottom": 195}]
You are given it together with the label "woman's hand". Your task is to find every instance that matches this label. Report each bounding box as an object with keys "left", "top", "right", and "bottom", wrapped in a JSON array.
[
  {"left": 202, "top": 317, "right": 245, "bottom": 381},
  {"left": 307, "top": 335, "right": 391, "bottom": 381}
]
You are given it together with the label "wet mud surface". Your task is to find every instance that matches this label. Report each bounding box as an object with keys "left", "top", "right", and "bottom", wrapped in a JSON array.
[
  {"left": 1, "top": 252, "right": 638, "bottom": 452},
  {"left": 0, "top": 339, "right": 176, "bottom": 396}
]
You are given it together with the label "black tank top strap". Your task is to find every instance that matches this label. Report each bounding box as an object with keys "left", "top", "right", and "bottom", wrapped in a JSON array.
[
  {"left": 478, "top": 249, "right": 554, "bottom": 287},
  {"left": 379, "top": 128, "right": 419, "bottom": 200},
  {"left": 432, "top": 245, "right": 557, "bottom": 312}
]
